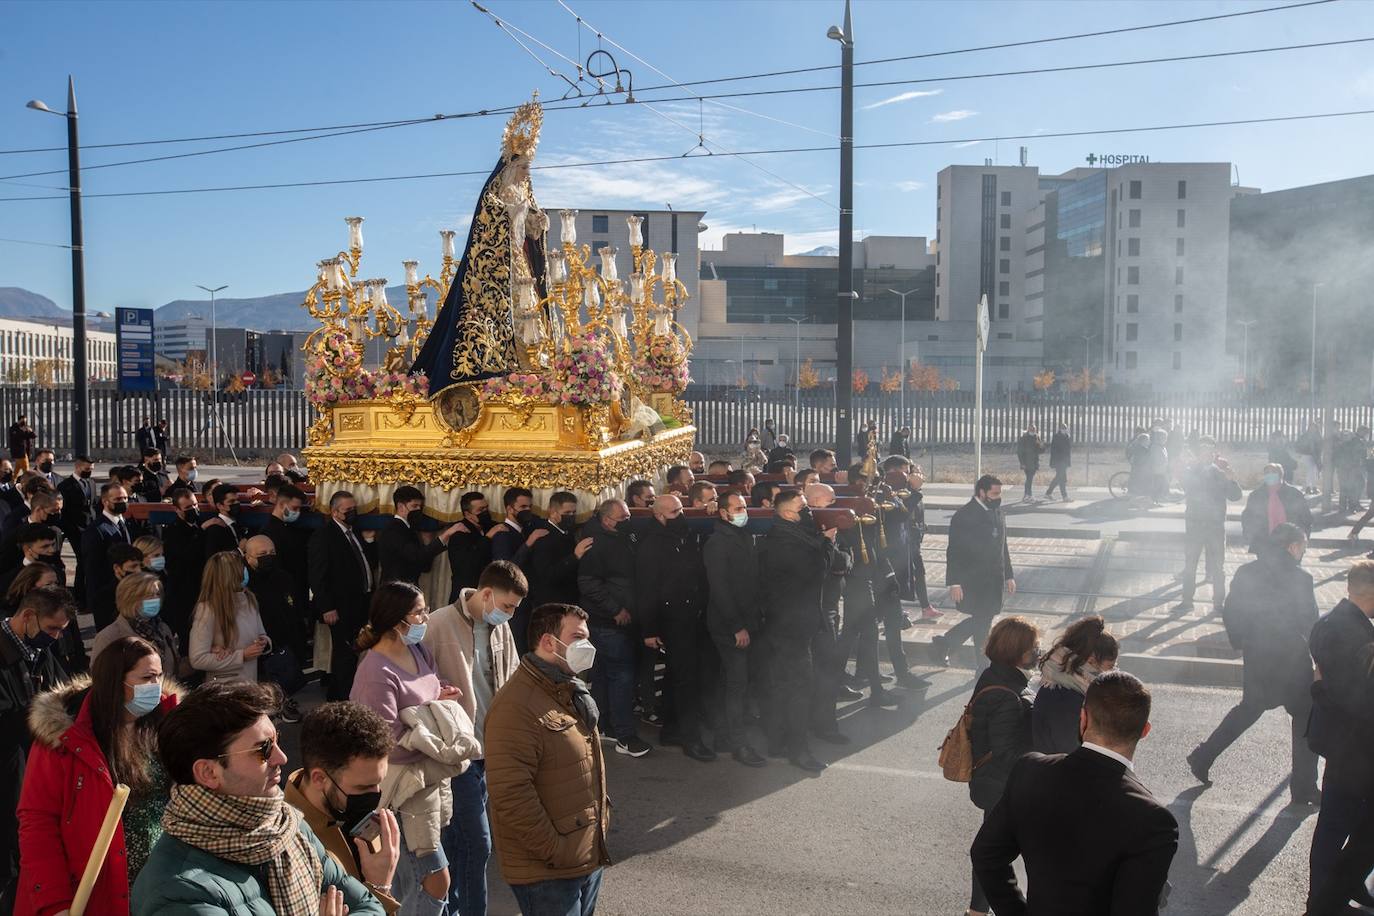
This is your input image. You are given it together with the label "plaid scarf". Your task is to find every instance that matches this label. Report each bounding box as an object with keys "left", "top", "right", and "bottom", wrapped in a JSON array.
[{"left": 162, "top": 783, "right": 323, "bottom": 915}]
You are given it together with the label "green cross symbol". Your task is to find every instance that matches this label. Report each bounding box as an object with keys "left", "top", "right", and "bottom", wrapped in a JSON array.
[{"left": 1085, "top": 153, "right": 1098, "bottom": 166}]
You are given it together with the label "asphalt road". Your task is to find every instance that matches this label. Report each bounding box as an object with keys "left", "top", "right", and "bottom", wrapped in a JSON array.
[{"left": 473, "top": 670, "right": 1319, "bottom": 916}]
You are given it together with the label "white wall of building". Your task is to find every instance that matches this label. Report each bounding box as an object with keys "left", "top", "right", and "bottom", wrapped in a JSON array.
[{"left": 0, "top": 318, "right": 117, "bottom": 383}]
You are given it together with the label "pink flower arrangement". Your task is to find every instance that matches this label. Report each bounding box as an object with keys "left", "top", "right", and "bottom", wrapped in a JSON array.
[
  {"left": 305, "top": 330, "right": 429, "bottom": 409},
  {"left": 482, "top": 371, "right": 556, "bottom": 403},
  {"left": 551, "top": 333, "right": 622, "bottom": 406},
  {"left": 632, "top": 335, "right": 691, "bottom": 394}
]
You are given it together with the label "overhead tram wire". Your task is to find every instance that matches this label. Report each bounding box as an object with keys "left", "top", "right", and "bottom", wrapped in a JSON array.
[
  {"left": 3, "top": 32, "right": 1364, "bottom": 181},
  {"left": 0, "top": 0, "right": 1330, "bottom": 157},
  {"left": 4, "top": 107, "right": 1372, "bottom": 204},
  {"left": 551, "top": 0, "right": 837, "bottom": 208},
  {"left": 631, "top": 0, "right": 1341, "bottom": 93}
]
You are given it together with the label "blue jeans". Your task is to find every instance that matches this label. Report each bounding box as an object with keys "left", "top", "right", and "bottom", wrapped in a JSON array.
[
  {"left": 440, "top": 760, "right": 490, "bottom": 916},
  {"left": 588, "top": 624, "right": 636, "bottom": 741},
  {"left": 510, "top": 869, "right": 603, "bottom": 916},
  {"left": 394, "top": 841, "right": 448, "bottom": 916}
]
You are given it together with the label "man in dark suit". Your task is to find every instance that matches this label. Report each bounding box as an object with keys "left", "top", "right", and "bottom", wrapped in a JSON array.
[
  {"left": 1187, "top": 523, "right": 1319, "bottom": 802},
  {"left": 377, "top": 485, "right": 462, "bottom": 585},
  {"left": 446, "top": 491, "right": 493, "bottom": 602},
  {"left": 135, "top": 416, "right": 154, "bottom": 453},
  {"left": 264, "top": 483, "right": 310, "bottom": 628},
  {"left": 33, "top": 449, "right": 59, "bottom": 490},
  {"left": 77, "top": 482, "right": 132, "bottom": 606},
  {"left": 1305, "top": 558, "right": 1374, "bottom": 911},
  {"left": 201, "top": 482, "right": 243, "bottom": 558},
  {"left": 489, "top": 486, "right": 538, "bottom": 566},
  {"left": 309, "top": 490, "right": 376, "bottom": 700},
  {"left": 153, "top": 418, "right": 170, "bottom": 455},
  {"left": 936, "top": 474, "right": 1016, "bottom": 670},
  {"left": 161, "top": 488, "right": 205, "bottom": 648},
  {"left": 522, "top": 491, "right": 591, "bottom": 650},
  {"left": 136, "top": 447, "right": 169, "bottom": 503},
  {"left": 57, "top": 456, "right": 95, "bottom": 559},
  {"left": 759, "top": 488, "right": 837, "bottom": 774},
  {"left": 972, "top": 671, "right": 1179, "bottom": 916},
  {"left": 0, "top": 476, "right": 53, "bottom": 546}
]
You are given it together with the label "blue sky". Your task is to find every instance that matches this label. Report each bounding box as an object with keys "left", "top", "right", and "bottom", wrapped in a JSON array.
[{"left": 3, "top": 0, "right": 1373, "bottom": 311}]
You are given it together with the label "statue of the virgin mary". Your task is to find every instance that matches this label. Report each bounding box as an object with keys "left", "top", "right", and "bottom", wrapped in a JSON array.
[{"left": 411, "top": 94, "right": 548, "bottom": 423}]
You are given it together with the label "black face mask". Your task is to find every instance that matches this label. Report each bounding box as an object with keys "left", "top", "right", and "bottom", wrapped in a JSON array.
[
  {"left": 110, "top": 501, "right": 129, "bottom": 516},
  {"left": 325, "top": 772, "right": 382, "bottom": 836},
  {"left": 407, "top": 508, "right": 426, "bottom": 526},
  {"left": 284, "top": 467, "right": 307, "bottom": 482},
  {"left": 147, "top": 461, "right": 162, "bottom": 472},
  {"left": 986, "top": 498, "right": 1002, "bottom": 511},
  {"left": 78, "top": 469, "right": 92, "bottom": 480},
  {"left": 0, "top": 472, "right": 11, "bottom": 484},
  {"left": 38, "top": 461, "right": 53, "bottom": 474},
  {"left": 226, "top": 504, "right": 242, "bottom": 519},
  {"left": 477, "top": 510, "right": 494, "bottom": 529},
  {"left": 24, "top": 626, "right": 58, "bottom": 653},
  {"left": 797, "top": 507, "right": 816, "bottom": 528},
  {"left": 666, "top": 515, "right": 690, "bottom": 535},
  {"left": 254, "top": 555, "right": 277, "bottom": 576},
  {"left": 343, "top": 507, "right": 359, "bottom": 525},
  {"left": 180, "top": 507, "right": 198, "bottom": 524},
  {"left": 515, "top": 509, "right": 537, "bottom": 528}
]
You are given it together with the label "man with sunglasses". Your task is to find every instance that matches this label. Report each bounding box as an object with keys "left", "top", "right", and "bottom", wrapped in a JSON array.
[
  {"left": 133, "top": 681, "right": 384, "bottom": 915},
  {"left": 0, "top": 585, "right": 72, "bottom": 913}
]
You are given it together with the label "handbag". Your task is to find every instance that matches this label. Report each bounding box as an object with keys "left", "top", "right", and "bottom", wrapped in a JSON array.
[{"left": 938, "top": 685, "right": 1016, "bottom": 782}]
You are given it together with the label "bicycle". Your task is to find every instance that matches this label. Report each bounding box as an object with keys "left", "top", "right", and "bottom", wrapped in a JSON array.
[{"left": 1108, "top": 469, "right": 1132, "bottom": 500}]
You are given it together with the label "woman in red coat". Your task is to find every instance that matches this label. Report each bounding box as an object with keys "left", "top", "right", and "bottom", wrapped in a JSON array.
[{"left": 15, "top": 636, "right": 182, "bottom": 916}]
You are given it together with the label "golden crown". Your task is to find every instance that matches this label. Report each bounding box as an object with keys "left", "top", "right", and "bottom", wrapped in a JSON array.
[{"left": 502, "top": 92, "right": 543, "bottom": 162}]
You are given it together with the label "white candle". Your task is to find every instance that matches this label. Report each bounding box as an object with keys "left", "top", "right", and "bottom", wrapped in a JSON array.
[
  {"left": 373, "top": 281, "right": 389, "bottom": 310},
  {"left": 629, "top": 272, "right": 646, "bottom": 305},
  {"left": 440, "top": 230, "right": 456, "bottom": 260},
  {"left": 560, "top": 210, "right": 579, "bottom": 245},
  {"left": 599, "top": 245, "right": 619, "bottom": 281},
  {"left": 626, "top": 214, "right": 643, "bottom": 248},
  {"left": 345, "top": 216, "right": 364, "bottom": 252},
  {"left": 583, "top": 279, "right": 601, "bottom": 311},
  {"left": 546, "top": 251, "right": 566, "bottom": 284},
  {"left": 403, "top": 260, "right": 419, "bottom": 287},
  {"left": 661, "top": 252, "right": 677, "bottom": 285}
]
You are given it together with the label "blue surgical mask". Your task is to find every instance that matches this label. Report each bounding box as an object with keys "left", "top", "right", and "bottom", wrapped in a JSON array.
[
  {"left": 485, "top": 604, "right": 513, "bottom": 627},
  {"left": 1264, "top": 473, "right": 1281, "bottom": 487},
  {"left": 283, "top": 508, "right": 301, "bottom": 524},
  {"left": 241, "top": 567, "right": 250, "bottom": 588},
  {"left": 401, "top": 621, "right": 427, "bottom": 645},
  {"left": 125, "top": 682, "right": 161, "bottom": 718},
  {"left": 147, "top": 556, "right": 166, "bottom": 572},
  {"left": 139, "top": 597, "right": 162, "bottom": 618},
  {"left": 729, "top": 512, "right": 749, "bottom": 528},
  {"left": 186, "top": 469, "right": 198, "bottom": 483}
]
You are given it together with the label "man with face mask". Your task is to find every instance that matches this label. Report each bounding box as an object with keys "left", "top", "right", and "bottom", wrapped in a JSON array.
[
  {"left": 137, "top": 447, "right": 169, "bottom": 503},
  {"left": 310, "top": 490, "right": 377, "bottom": 701},
  {"left": 703, "top": 492, "right": 766, "bottom": 767},
  {"left": 936, "top": 475, "right": 1016, "bottom": 672},
  {"left": 490, "top": 486, "right": 546, "bottom": 567},
  {"left": 1186, "top": 523, "right": 1318, "bottom": 804},
  {"left": 636, "top": 494, "right": 714, "bottom": 762},
  {"left": 245, "top": 535, "right": 307, "bottom": 724},
  {"left": 1176, "top": 437, "right": 1242, "bottom": 612},
  {"left": 203, "top": 483, "right": 244, "bottom": 559},
  {"left": 134, "top": 680, "right": 384, "bottom": 915},
  {"left": 425, "top": 560, "right": 524, "bottom": 916},
  {"left": 161, "top": 488, "right": 205, "bottom": 650},
  {"left": 0, "top": 585, "right": 72, "bottom": 906},
  {"left": 378, "top": 485, "right": 464, "bottom": 586},
  {"left": 78, "top": 482, "right": 132, "bottom": 606},
  {"left": 448, "top": 492, "right": 495, "bottom": 602},
  {"left": 523, "top": 493, "right": 594, "bottom": 652},
  {"left": 286, "top": 702, "right": 402, "bottom": 914},
  {"left": 1241, "top": 462, "right": 1312, "bottom": 554},
  {"left": 485, "top": 602, "right": 611, "bottom": 915}
]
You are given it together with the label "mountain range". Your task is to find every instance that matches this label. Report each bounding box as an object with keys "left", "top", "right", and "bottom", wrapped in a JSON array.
[{"left": 0, "top": 285, "right": 439, "bottom": 331}]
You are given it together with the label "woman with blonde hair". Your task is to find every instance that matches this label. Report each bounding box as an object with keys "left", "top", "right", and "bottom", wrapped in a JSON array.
[
  {"left": 964, "top": 615, "right": 1040, "bottom": 916},
  {"left": 90, "top": 571, "right": 182, "bottom": 677},
  {"left": 133, "top": 535, "right": 166, "bottom": 575},
  {"left": 188, "top": 550, "right": 268, "bottom": 682}
]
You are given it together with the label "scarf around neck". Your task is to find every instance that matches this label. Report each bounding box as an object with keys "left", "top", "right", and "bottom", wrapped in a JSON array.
[
  {"left": 162, "top": 783, "right": 322, "bottom": 915},
  {"left": 527, "top": 652, "right": 599, "bottom": 732}
]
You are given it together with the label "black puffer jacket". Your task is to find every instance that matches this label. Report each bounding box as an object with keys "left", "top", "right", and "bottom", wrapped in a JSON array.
[
  {"left": 703, "top": 519, "right": 760, "bottom": 641},
  {"left": 634, "top": 519, "right": 706, "bottom": 639},
  {"left": 577, "top": 523, "right": 636, "bottom": 626},
  {"left": 759, "top": 517, "right": 834, "bottom": 644},
  {"left": 969, "top": 662, "right": 1034, "bottom": 810}
]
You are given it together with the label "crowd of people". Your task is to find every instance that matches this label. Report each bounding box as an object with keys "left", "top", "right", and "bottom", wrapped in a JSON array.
[{"left": 2, "top": 409, "right": 1374, "bottom": 915}]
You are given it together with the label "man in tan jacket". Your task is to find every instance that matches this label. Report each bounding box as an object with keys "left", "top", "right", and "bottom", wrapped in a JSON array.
[
  {"left": 285, "top": 702, "right": 403, "bottom": 913},
  {"left": 485, "top": 602, "right": 611, "bottom": 915},
  {"left": 424, "top": 560, "right": 523, "bottom": 916}
]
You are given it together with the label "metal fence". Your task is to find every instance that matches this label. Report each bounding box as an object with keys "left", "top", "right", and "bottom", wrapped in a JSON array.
[
  {"left": 0, "top": 386, "right": 315, "bottom": 460},
  {"left": 5, "top": 384, "right": 1370, "bottom": 461},
  {"left": 683, "top": 387, "right": 1374, "bottom": 450}
]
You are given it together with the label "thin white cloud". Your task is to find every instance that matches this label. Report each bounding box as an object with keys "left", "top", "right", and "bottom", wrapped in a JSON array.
[
  {"left": 753, "top": 185, "right": 831, "bottom": 212},
  {"left": 954, "top": 140, "right": 983, "bottom": 149},
  {"left": 862, "top": 89, "right": 943, "bottom": 111},
  {"left": 895, "top": 180, "right": 925, "bottom": 192},
  {"left": 1355, "top": 68, "right": 1374, "bottom": 97},
  {"left": 931, "top": 109, "right": 978, "bottom": 123}
]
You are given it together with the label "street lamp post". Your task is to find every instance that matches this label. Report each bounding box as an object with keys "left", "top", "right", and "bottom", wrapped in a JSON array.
[
  {"left": 1311, "top": 282, "right": 1323, "bottom": 414},
  {"left": 1234, "top": 319, "right": 1257, "bottom": 391},
  {"left": 26, "top": 77, "right": 88, "bottom": 458},
  {"left": 197, "top": 284, "right": 227, "bottom": 463},
  {"left": 829, "top": 1, "right": 856, "bottom": 466},
  {"left": 888, "top": 287, "right": 918, "bottom": 430}
]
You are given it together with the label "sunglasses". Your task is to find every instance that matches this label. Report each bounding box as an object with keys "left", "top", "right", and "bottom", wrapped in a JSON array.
[{"left": 217, "top": 736, "right": 279, "bottom": 764}]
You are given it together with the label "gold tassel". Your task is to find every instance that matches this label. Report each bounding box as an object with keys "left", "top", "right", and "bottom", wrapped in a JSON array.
[
  {"left": 878, "top": 508, "right": 888, "bottom": 549},
  {"left": 858, "top": 524, "right": 870, "bottom": 564}
]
